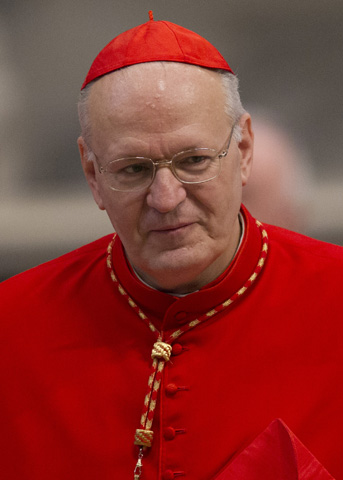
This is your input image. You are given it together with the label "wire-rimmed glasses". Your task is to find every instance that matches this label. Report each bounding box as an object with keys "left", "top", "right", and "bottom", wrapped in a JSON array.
[{"left": 93, "top": 125, "right": 236, "bottom": 192}]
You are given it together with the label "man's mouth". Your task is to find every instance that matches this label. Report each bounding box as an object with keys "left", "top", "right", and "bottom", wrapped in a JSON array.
[{"left": 150, "top": 223, "right": 193, "bottom": 233}]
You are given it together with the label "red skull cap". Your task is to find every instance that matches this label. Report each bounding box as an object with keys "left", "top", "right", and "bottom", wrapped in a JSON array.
[{"left": 81, "top": 12, "right": 234, "bottom": 90}]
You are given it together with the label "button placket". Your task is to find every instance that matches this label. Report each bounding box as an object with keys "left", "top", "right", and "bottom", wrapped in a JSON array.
[
  {"left": 161, "top": 343, "right": 189, "bottom": 479},
  {"left": 166, "top": 344, "right": 190, "bottom": 397}
]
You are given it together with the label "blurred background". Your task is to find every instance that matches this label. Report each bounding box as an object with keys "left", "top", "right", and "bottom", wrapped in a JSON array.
[{"left": 1, "top": 0, "right": 343, "bottom": 281}]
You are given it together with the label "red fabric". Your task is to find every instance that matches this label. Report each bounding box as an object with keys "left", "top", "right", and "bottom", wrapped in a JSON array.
[
  {"left": 81, "top": 19, "right": 233, "bottom": 90},
  {"left": 214, "top": 419, "right": 334, "bottom": 479},
  {"left": 0, "top": 206, "right": 342, "bottom": 479}
]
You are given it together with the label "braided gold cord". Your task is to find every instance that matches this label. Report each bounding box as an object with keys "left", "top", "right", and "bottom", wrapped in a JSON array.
[
  {"left": 134, "top": 429, "right": 154, "bottom": 447},
  {"left": 151, "top": 342, "right": 172, "bottom": 362},
  {"left": 106, "top": 219, "right": 269, "bottom": 476}
]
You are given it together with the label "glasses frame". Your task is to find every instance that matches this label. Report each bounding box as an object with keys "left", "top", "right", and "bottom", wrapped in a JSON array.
[{"left": 92, "top": 124, "right": 236, "bottom": 192}]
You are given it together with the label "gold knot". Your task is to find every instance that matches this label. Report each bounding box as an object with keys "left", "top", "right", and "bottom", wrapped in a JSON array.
[
  {"left": 134, "top": 429, "right": 154, "bottom": 447},
  {"left": 151, "top": 341, "right": 172, "bottom": 362}
]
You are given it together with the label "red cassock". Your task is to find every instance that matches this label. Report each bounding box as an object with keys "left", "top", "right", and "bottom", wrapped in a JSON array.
[{"left": 0, "top": 206, "right": 342, "bottom": 479}]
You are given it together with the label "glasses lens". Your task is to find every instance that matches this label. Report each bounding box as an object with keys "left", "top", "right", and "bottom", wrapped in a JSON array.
[
  {"left": 174, "top": 148, "right": 220, "bottom": 183},
  {"left": 106, "top": 158, "right": 154, "bottom": 191}
]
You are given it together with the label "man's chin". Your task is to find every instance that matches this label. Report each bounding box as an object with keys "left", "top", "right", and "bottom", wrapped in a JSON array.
[{"left": 133, "top": 249, "right": 211, "bottom": 293}]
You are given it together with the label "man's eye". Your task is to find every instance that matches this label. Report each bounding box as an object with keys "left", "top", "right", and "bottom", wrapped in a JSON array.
[
  {"left": 178, "top": 155, "right": 212, "bottom": 168},
  {"left": 115, "top": 162, "right": 151, "bottom": 175},
  {"left": 124, "top": 164, "right": 147, "bottom": 174},
  {"left": 188, "top": 156, "right": 207, "bottom": 163}
]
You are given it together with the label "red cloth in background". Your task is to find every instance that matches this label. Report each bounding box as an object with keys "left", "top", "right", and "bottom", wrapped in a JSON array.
[{"left": 215, "top": 419, "right": 334, "bottom": 479}]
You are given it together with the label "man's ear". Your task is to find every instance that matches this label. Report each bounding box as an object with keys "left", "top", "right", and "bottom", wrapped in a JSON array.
[
  {"left": 77, "top": 136, "right": 106, "bottom": 210},
  {"left": 237, "top": 113, "right": 254, "bottom": 186}
]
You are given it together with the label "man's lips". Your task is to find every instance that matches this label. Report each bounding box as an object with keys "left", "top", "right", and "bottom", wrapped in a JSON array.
[{"left": 149, "top": 222, "right": 194, "bottom": 233}]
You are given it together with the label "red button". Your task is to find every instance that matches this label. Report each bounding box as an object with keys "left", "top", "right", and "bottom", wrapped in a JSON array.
[
  {"left": 175, "top": 311, "right": 187, "bottom": 321},
  {"left": 172, "top": 344, "right": 183, "bottom": 355},
  {"left": 162, "top": 470, "right": 175, "bottom": 480},
  {"left": 163, "top": 426, "right": 176, "bottom": 440},
  {"left": 165, "top": 383, "right": 178, "bottom": 396}
]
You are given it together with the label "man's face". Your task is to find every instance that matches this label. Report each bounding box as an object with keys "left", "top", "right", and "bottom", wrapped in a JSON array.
[{"left": 79, "top": 63, "right": 253, "bottom": 293}]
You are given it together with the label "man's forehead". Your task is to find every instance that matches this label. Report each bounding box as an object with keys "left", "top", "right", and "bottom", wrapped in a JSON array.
[
  {"left": 92, "top": 61, "right": 222, "bottom": 91},
  {"left": 87, "top": 63, "right": 230, "bottom": 153},
  {"left": 88, "top": 62, "right": 226, "bottom": 118}
]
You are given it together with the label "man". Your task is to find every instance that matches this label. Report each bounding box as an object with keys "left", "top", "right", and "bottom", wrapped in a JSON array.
[{"left": 0, "top": 14, "right": 342, "bottom": 480}]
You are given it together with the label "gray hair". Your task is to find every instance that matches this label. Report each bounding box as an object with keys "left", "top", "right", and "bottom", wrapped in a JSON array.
[
  {"left": 78, "top": 83, "right": 93, "bottom": 151},
  {"left": 217, "top": 70, "right": 245, "bottom": 142},
  {"left": 77, "top": 66, "right": 245, "bottom": 151}
]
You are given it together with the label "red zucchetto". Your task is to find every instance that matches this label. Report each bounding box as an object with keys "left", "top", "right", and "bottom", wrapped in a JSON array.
[{"left": 81, "top": 12, "right": 234, "bottom": 89}]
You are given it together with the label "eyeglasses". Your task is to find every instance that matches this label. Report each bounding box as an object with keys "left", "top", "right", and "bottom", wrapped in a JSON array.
[{"left": 93, "top": 125, "right": 236, "bottom": 192}]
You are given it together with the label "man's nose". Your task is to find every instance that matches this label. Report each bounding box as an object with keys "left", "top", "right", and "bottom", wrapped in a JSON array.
[{"left": 146, "top": 166, "right": 187, "bottom": 212}]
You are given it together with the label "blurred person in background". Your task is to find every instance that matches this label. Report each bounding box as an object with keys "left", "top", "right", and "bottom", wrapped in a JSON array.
[
  {"left": 0, "top": 14, "right": 342, "bottom": 480},
  {"left": 242, "top": 115, "right": 313, "bottom": 233}
]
